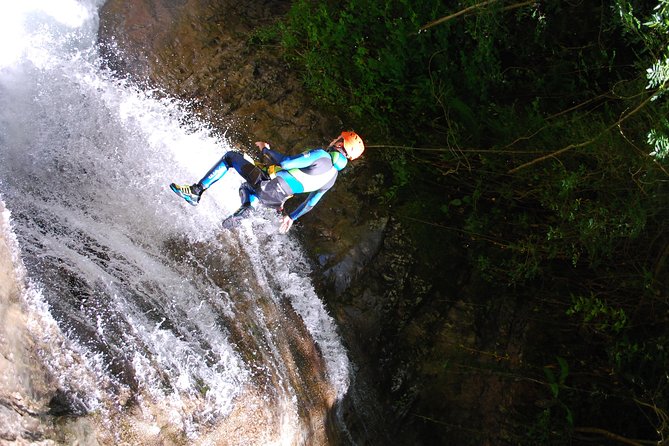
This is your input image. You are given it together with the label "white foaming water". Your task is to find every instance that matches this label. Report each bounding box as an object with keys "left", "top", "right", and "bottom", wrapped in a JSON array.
[
  {"left": 239, "top": 219, "right": 350, "bottom": 398},
  {"left": 0, "top": 0, "right": 350, "bottom": 443},
  {"left": 0, "top": 0, "right": 91, "bottom": 69}
]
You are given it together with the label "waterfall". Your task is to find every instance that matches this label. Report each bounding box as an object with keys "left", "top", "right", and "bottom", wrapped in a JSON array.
[{"left": 0, "top": 1, "right": 350, "bottom": 444}]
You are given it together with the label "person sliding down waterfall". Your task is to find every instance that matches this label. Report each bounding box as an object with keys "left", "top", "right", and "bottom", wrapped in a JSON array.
[{"left": 170, "top": 131, "right": 365, "bottom": 234}]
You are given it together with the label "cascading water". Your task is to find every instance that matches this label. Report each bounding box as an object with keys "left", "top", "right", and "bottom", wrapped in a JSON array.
[{"left": 0, "top": 1, "right": 350, "bottom": 444}]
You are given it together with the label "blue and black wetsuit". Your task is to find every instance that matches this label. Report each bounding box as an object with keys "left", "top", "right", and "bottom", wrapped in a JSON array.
[{"left": 198, "top": 146, "right": 348, "bottom": 221}]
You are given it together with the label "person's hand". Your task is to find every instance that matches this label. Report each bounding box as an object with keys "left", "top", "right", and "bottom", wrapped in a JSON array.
[
  {"left": 255, "top": 141, "right": 270, "bottom": 151},
  {"left": 279, "top": 215, "right": 293, "bottom": 234},
  {"left": 327, "top": 136, "right": 340, "bottom": 148}
]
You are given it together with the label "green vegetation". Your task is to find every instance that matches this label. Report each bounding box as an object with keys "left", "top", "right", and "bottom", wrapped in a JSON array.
[{"left": 267, "top": 0, "right": 669, "bottom": 444}]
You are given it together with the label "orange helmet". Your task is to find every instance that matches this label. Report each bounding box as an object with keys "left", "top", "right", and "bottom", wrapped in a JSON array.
[{"left": 340, "top": 131, "right": 364, "bottom": 160}]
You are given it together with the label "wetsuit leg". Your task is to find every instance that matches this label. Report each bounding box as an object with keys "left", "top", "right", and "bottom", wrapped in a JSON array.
[
  {"left": 199, "top": 157, "right": 229, "bottom": 189},
  {"left": 199, "top": 151, "right": 268, "bottom": 190},
  {"left": 224, "top": 152, "right": 265, "bottom": 209},
  {"left": 238, "top": 182, "right": 259, "bottom": 207},
  {"left": 204, "top": 151, "right": 285, "bottom": 210},
  {"left": 223, "top": 152, "right": 267, "bottom": 186}
]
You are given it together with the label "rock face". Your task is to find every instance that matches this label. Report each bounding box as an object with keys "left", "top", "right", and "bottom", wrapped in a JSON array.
[
  {"left": 98, "top": 1, "right": 527, "bottom": 445},
  {"left": 0, "top": 204, "right": 100, "bottom": 445},
  {"left": 98, "top": 0, "right": 340, "bottom": 151},
  {"left": 0, "top": 203, "right": 51, "bottom": 443}
]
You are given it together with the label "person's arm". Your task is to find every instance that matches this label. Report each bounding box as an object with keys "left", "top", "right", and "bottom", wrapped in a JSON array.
[
  {"left": 289, "top": 190, "right": 327, "bottom": 221},
  {"left": 255, "top": 141, "right": 286, "bottom": 165},
  {"left": 279, "top": 190, "right": 327, "bottom": 233}
]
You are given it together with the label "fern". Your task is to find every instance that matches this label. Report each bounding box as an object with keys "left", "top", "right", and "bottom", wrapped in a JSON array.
[{"left": 648, "top": 127, "right": 669, "bottom": 158}]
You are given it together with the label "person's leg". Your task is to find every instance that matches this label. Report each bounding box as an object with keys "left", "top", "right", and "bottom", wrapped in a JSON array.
[
  {"left": 226, "top": 183, "right": 257, "bottom": 221},
  {"left": 172, "top": 151, "right": 266, "bottom": 207},
  {"left": 238, "top": 182, "right": 260, "bottom": 207},
  {"left": 169, "top": 182, "right": 203, "bottom": 205},
  {"left": 171, "top": 153, "right": 232, "bottom": 205},
  {"left": 170, "top": 152, "right": 234, "bottom": 206},
  {"left": 198, "top": 157, "right": 229, "bottom": 189},
  {"left": 225, "top": 152, "right": 265, "bottom": 212},
  {"left": 198, "top": 151, "right": 266, "bottom": 190},
  {"left": 222, "top": 151, "right": 267, "bottom": 187}
]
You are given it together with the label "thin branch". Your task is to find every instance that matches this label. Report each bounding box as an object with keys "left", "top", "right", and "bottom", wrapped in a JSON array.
[
  {"left": 399, "top": 214, "right": 512, "bottom": 248},
  {"left": 508, "top": 92, "right": 656, "bottom": 174},
  {"left": 421, "top": 0, "right": 497, "bottom": 31},
  {"left": 413, "top": 414, "right": 487, "bottom": 437},
  {"left": 501, "top": 91, "right": 614, "bottom": 149},
  {"left": 507, "top": 140, "right": 596, "bottom": 174},
  {"left": 500, "top": 1, "right": 536, "bottom": 13},
  {"left": 615, "top": 102, "right": 669, "bottom": 178},
  {"left": 368, "top": 145, "right": 544, "bottom": 154},
  {"left": 573, "top": 427, "right": 657, "bottom": 446},
  {"left": 420, "top": 0, "right": 535, "bottom": 31}
]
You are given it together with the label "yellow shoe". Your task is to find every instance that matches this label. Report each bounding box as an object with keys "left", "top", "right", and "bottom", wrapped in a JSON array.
[{"left": 170, "top": 183, "right": 203, "bottom": 206}]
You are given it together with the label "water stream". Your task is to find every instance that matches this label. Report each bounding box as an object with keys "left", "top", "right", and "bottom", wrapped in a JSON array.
[{"left": 0, "top": 1, "right": 350, "bottom": 444}]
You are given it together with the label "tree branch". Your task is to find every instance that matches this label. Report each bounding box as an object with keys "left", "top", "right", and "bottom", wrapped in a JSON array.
[
  {"left": 507, "top": 140, "right": 595, "bottom": 174},
  {"left": 507, "top": 92, "right": 656, "bottom": 174},
  {"left": 421, "top": 0, "right": 497, "bottom": 31},
  {"left": 573, "top": 427, "right": 657, "bottom": 446},
  {"left": 420, "top": 0, "right": 535, "bottom": 31}
]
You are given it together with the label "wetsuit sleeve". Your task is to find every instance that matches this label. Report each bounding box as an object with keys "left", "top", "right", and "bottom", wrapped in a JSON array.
[
  {"left": 262, "top": 147, "right": 287, "bottom": 165},
  {"left": 289, "top": 190, "right": 327, "bottom": 221},
  {"left": 279, "top": 149, "right": 328, "bottom": 170}
]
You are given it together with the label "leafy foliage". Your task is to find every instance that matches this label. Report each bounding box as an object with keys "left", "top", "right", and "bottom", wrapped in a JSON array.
[
  {"left": 274, "top": 0, "right": 669, "bottom": 444},
  {"left": 566, "top": 294, "right": 628, "bottom": 334},
  {"left": 276, "top": 0, "right": 513, "bottom": 142},
  {"left": 618, "top": 0, "right": 669, "bottom": 158}
]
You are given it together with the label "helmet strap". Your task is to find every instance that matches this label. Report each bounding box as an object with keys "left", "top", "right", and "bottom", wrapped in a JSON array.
[{"left": 333, "top": 146, "right": 347, "bottom": 158}]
